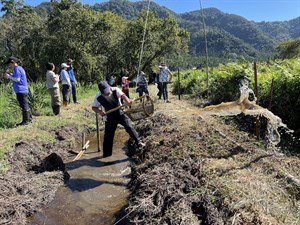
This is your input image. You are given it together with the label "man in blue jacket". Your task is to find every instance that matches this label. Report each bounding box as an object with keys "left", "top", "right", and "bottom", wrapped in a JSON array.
[{"left": 67, "top": 58, "right": 79, "bottom": 104}]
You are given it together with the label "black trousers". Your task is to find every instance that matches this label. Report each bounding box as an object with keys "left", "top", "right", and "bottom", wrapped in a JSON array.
[
  {"left": 16, "top": 93, "right": 30, "bottom": 111},
  {"left": 157, "top": 82, "right": 162, "bottom": 98},
  {"left": 161, "top": 82, "right": 169, "bottom": 100},
  {"left": 62, "top": 84, "right": 71, "bottom": 102},
  {"left": 103, "top": 114, "right": 140, "bottom": 157}
]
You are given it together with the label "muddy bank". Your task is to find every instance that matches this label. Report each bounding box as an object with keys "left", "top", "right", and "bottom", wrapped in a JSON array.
[
  {"left": 0, "top": 125, "right": 91, "bottom": 225},
  {"left": 125, "top": 98, "right": 300, "bottom": 225}
]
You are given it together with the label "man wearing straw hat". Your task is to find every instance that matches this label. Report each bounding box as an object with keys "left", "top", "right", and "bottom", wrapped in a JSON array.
[{"left": 92, "top": 80, "right": 145, "bottom": 158}]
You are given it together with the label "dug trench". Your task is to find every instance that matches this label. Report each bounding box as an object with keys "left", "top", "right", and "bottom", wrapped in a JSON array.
[{"left": 1, "top": 92, "right": 300, "bottom": 225}]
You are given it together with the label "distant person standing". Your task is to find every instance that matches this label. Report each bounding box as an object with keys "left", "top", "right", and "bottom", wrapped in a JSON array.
[
  {"left": 153, "top": 71, "right": 162, "bottom": 99},
  {"left": 60, "top": 63, "right": 71, "bottom": 107},
  {"left": 158, "top": 62, "right": 172, "bottom": 103},
  {"left": 4, "top": 56, "right": 32, "bottom": 126},
  {"left": 106, "top": 73, "right": 116, "bottom": 87},
  {"left": 121, "top": 76, "right": 131, "bottom": 98},
  {"left": 136, "top": 71, "right": 149, "bottom": 98},
  {"left": 67, "top": 58, "right": 79, "bottom": 104},
  {"left": 46, "top": 62, "right": 61, "bottom": 115}
]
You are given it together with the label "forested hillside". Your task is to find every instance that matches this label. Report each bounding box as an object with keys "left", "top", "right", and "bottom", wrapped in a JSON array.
[
  {"left": 89, "top": 0, "right": 300, "bottom": 62},
  {"left": 0, "top": 0, "right": 189, "bottom": 82},
  {"left": 1, "top": 0, "right": 299, "bottom": 76}
]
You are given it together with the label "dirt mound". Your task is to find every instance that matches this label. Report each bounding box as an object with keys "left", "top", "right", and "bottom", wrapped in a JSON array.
[
  {"left": 0, "top": 125, "right": 90, "bottom": 225},
  {"left": 127, "top": 156, "right": 224, "bottom": 225},
  {"left": 125, "top": 98, "right": 300, "bottom": 225}
]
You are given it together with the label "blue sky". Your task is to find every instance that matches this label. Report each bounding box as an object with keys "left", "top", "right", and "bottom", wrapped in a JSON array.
[{"left": 2, "top": 0, "right": 300, "bottom": 22}]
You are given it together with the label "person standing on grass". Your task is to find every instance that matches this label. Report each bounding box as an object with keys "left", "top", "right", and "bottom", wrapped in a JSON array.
[
  {"left": 60, "top": 63, "right": 71, "bottom": 107},
  {"left": 4, "top": 56, "right": 32, "bottom": 126},
  {"left": 46, "top": 62, "right": 61, "bottom": 115},
  {"left": 136, "top": 71, "right": 149, "bottom": 98},
  {"left": 92, "top": 80, "right": 145, "bottom": 158},
  {"left": 121, "top": 76, "right": 131, "bottom": 98},
  {"left": 67, "top": 58, "right": 79, "bottom": 104},
  {"left": 153, "top": 70, "right": 162, "bottom": 99},
  {"left": 158, "top": 62, "right": 172, "bottom": 103}
]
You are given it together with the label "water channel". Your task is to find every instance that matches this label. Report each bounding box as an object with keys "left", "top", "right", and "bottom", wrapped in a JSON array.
[{"left": 28, "top": 130, "right": 131, "bottom": 225}]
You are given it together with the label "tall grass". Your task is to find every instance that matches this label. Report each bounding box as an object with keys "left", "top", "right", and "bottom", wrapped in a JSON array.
[{"left": 0, "top": 82, "right": 98, "bottom": 128}]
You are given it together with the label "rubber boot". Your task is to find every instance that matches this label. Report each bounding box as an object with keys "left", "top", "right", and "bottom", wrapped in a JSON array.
[
  {"left": 16, "top": 110, "right": 30, "bottom": 126},
  {"left": 28, "top": 110, "right": 32, "bottom": 122},
  {"left": 63, "top": 101, "right": 68, "bottom": 107},
  {"left": 53, "top": 105, "right": 60, "bottom": 116}
]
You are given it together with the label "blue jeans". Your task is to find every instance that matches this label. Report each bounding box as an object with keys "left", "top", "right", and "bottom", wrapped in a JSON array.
[{"left": 70, "top": 81, "right": 77, "bottom": 103}]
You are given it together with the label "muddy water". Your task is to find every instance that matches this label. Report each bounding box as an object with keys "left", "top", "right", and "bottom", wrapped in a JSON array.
[{"left": 28, "top": 129, "right": 131, "bottom": 225}]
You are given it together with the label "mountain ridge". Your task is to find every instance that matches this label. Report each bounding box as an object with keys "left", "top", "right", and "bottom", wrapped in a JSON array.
[{"left": 34, "top": 0, "right": 300, "bottom": 60}]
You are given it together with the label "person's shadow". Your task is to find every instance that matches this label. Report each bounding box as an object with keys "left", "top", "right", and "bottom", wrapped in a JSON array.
[
  {"left": 65, "top": 156, "right": 129, "bottom": 171},
  {"left": 65, "top": 178, "right": 127, "bottom": 192}
]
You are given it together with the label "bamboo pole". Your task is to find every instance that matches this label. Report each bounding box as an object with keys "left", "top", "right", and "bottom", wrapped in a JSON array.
[
  {"left": 82, "top": 132, "right": 85, "bottom": 149},
  {"left": 96, "top": 113, "right": 101, "bottom": 152},
  {"left": 254, "top": 61, "right": 260, "bottom": 141}
]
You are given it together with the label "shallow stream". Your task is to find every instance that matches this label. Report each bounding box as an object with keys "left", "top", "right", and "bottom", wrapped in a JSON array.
[{"left": 28, "top": 130, "right": 131, "bottom": 225}]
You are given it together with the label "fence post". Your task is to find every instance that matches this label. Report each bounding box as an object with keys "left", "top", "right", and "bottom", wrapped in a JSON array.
[{"left": 178, "top": 68, "right": 181, "bottom": 100}]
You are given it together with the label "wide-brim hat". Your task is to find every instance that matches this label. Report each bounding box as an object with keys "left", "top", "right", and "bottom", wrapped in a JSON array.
[{"left": 61, "top": 63, "right": 70, "bottom": 68}]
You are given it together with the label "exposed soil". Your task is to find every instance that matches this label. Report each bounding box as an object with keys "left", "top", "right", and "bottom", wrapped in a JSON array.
[
  {"left": 125, "top": 97, "right": 300, "bottom": 225},
  {"left": 0, "top": 125, "right": 91, "bottom": 225},
  {"left": 1, "top": 92, "right": 300, "bottom": 225}
]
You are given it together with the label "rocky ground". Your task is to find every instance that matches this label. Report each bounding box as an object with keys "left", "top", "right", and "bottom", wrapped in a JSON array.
[{"left": 0, "top": 87, "right": 299, "bottom": 225}]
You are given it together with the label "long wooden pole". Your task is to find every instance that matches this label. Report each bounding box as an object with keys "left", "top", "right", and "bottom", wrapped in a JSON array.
[
  {"left": 268, "top": 78, "right": 274, "bottom": 110},
  {"left": 254, "top": 61, "right": 260, "bottom": 141},
  {"left": 96, "top": 113, "right": 101, "bottom": 152},
  {"left": 178, "top": 68, "right": 181, "bottom": 100}
]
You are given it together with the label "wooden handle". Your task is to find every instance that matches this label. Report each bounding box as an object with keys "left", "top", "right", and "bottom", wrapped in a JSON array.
[
  {"left": 105, "top": 105, "right": 124, "bottom": 115},
  {"left": 104, "top": 95, "right": 150, "bottom": 115}
]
